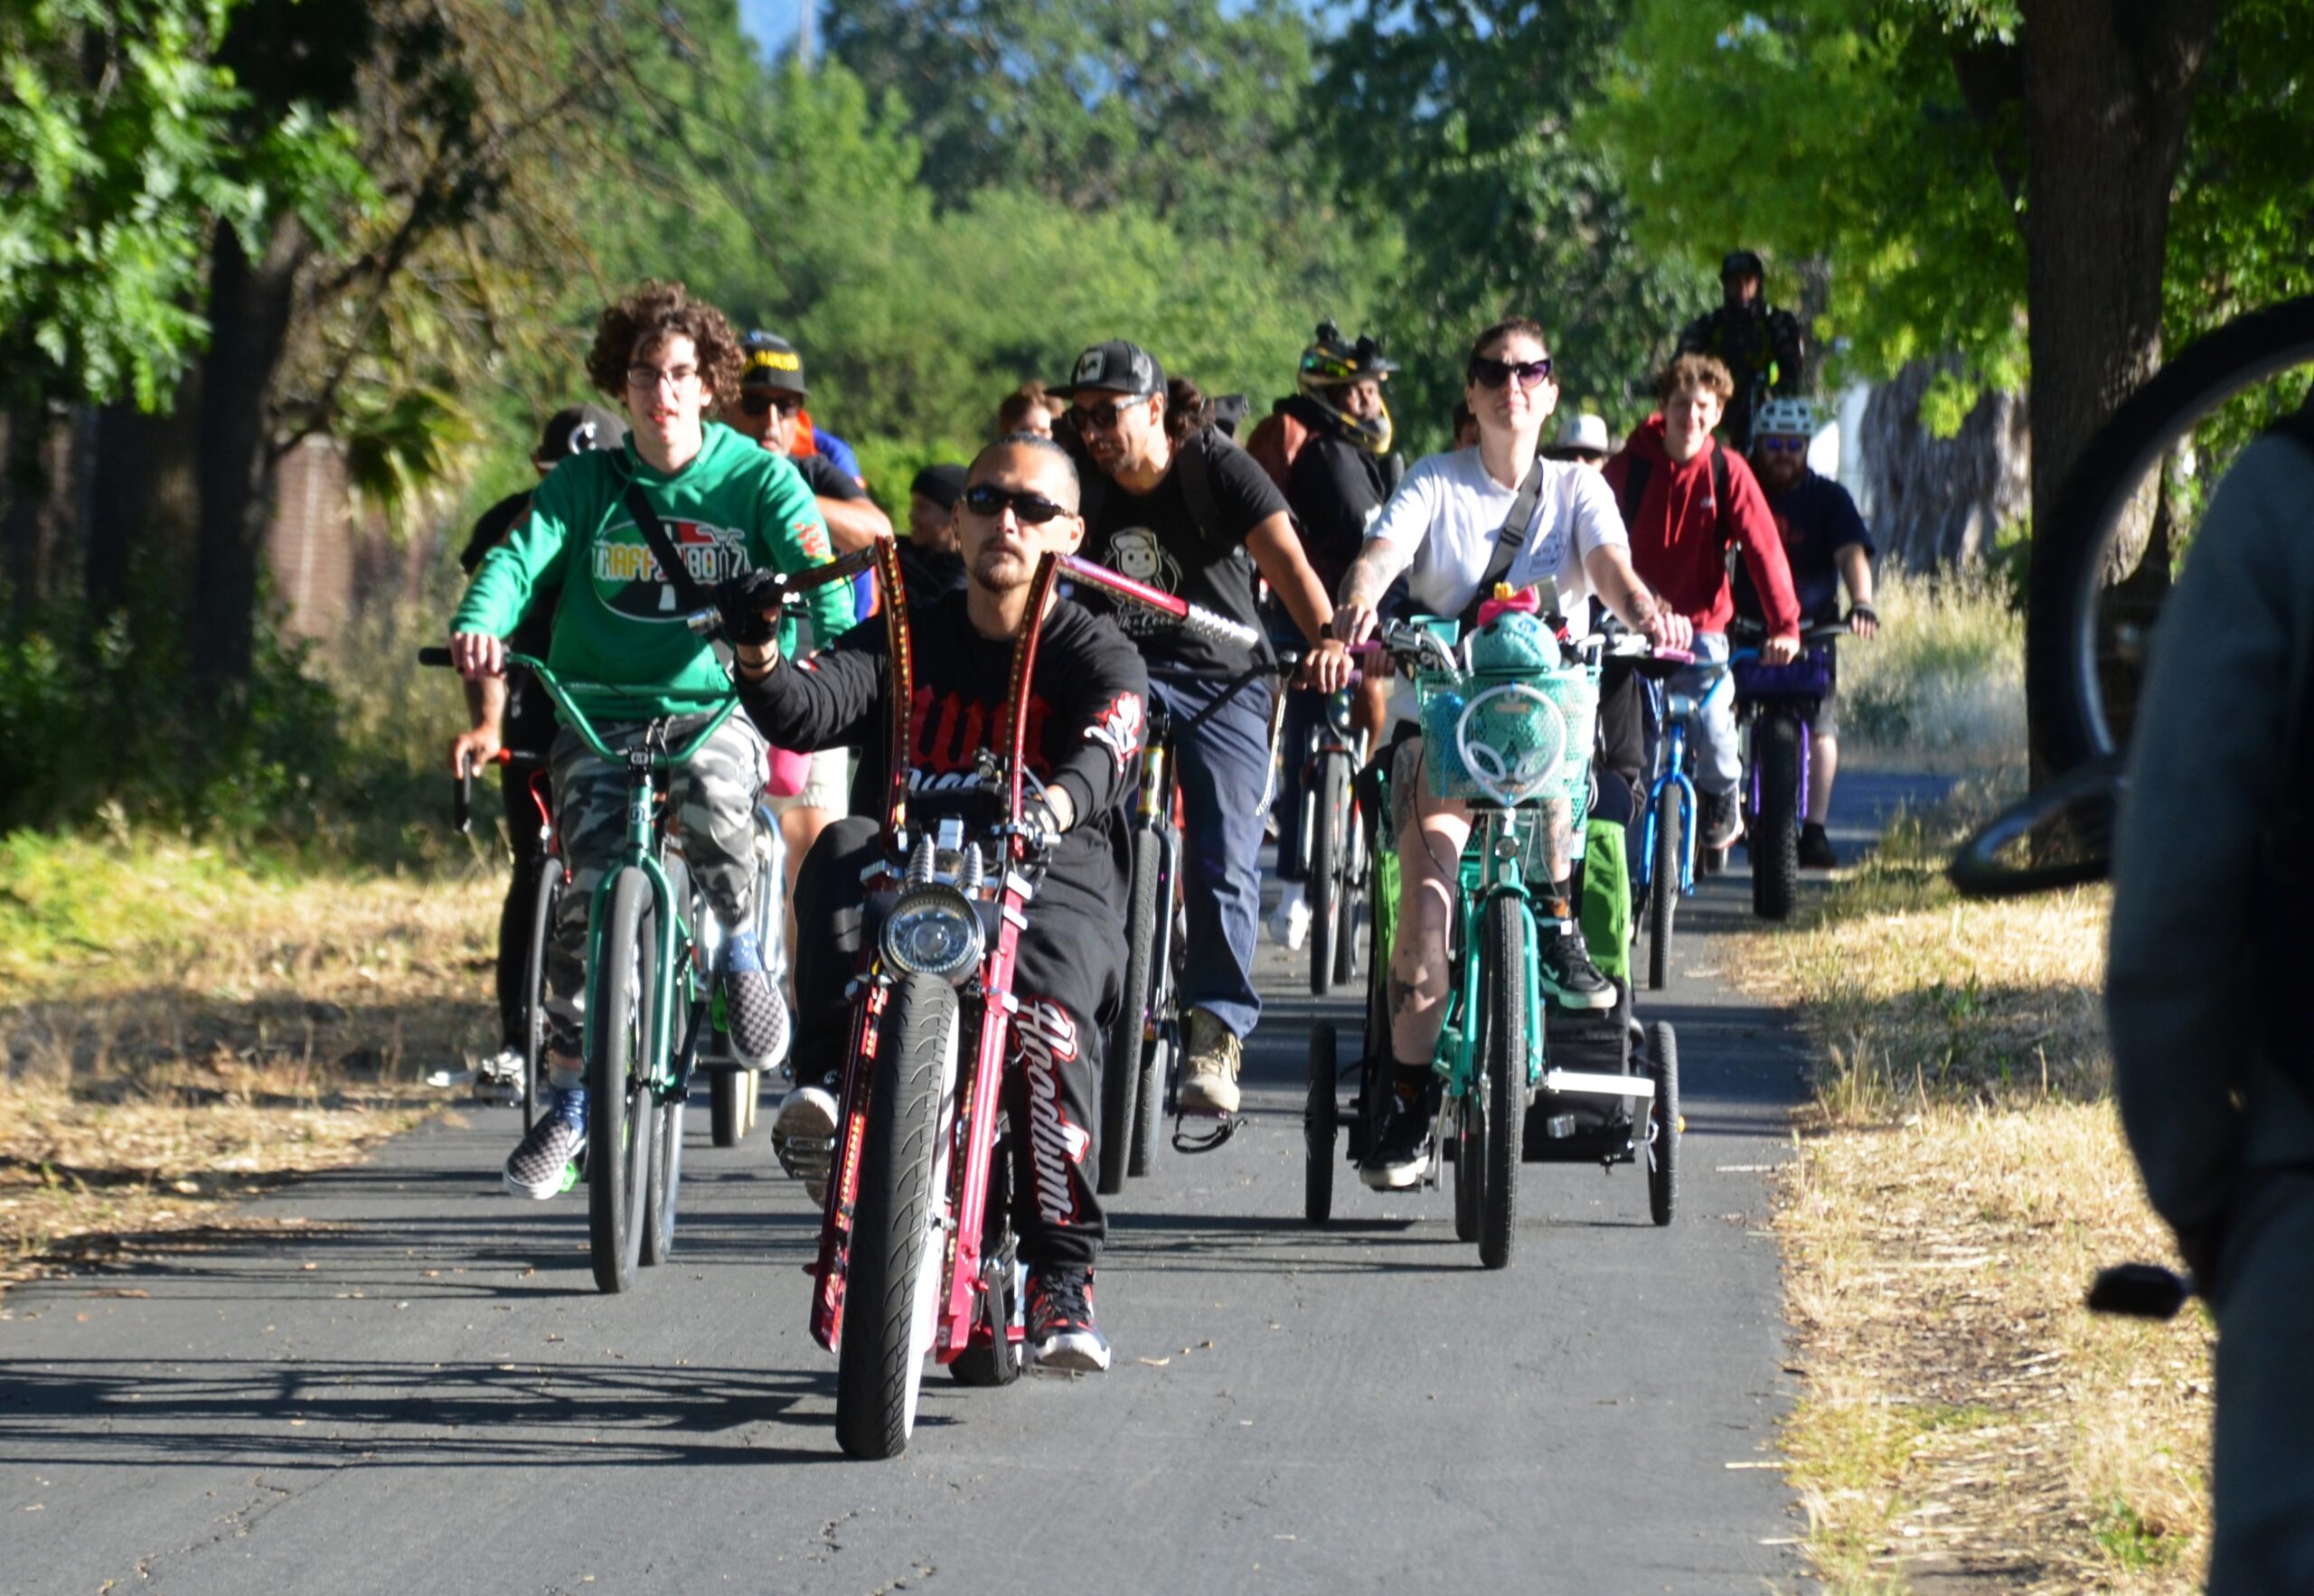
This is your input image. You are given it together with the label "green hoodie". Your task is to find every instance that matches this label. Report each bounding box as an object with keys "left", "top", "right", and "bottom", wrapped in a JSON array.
[{"left": 452, "top": 422, "right": 856, "bottom": 717}]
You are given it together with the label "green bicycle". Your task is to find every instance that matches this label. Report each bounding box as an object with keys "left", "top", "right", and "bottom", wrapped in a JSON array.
[
  {"left": 1305, "top": 610, "right": 1679, "bottom": 1267},
  {"left": 419, "top": 549, "right": 865, "bottom": 1292}
]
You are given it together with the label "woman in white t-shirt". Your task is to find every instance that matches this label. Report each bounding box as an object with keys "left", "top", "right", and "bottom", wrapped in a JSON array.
[{"left": 1332, "top": 316, "right": 1690, "bottom": 1191}]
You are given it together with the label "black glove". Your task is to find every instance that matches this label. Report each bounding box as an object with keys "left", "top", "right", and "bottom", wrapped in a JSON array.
[
  {"left": 1019, "top": 793, "right": 1065, "bottom": 857},
  {"left": 714, "top": 568, "right": 785, "bottom": 647},
  {"left": 1848, "top": 601, "right": 1878, "bottom": 627}
]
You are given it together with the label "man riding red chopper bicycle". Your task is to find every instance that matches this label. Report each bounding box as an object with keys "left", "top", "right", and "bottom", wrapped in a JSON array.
[{"left": 729, "top": 436, "right": 1255, "bottom": 1457}]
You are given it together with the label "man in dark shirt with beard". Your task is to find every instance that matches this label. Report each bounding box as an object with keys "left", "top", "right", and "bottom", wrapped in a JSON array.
[{"left": 731, "top": 434, "right": 1147, "bottom": 1373}]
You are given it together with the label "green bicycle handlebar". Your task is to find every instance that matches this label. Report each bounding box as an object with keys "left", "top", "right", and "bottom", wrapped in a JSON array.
[{"left": 417, "top": 646, "right": 742, "bottom": 768}]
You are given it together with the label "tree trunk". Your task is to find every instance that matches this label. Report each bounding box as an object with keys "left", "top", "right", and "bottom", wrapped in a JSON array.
[
  {"left": 3, "top": 405, "right": 48, "bottom": 630},
  {"left": 2018, "top": 0, "right": 2222, "bottom": 774},
  {"left": 1858, "top": 360, "right": 2031, "bottom": 570},
  {"left": 88, "top": 395, "right": 202, "bottom": 625},
  {"left": 191, "top": 214, "right": 306, "bottom": 699}
]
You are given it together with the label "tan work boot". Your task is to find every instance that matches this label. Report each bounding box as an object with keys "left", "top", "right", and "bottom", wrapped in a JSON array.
[{"left": 1177, "top": 1009, "right": 1243, "bottom": 1115}]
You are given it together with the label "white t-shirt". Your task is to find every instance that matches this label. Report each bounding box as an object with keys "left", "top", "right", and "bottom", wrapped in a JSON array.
[{"left": 1365, "top": 446, "right": 1627, "bottom": 621}]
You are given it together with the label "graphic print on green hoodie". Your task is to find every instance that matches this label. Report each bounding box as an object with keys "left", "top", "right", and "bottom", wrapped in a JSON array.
[{"left": 453, "top": 422, "right": 857, "bottom": 717}]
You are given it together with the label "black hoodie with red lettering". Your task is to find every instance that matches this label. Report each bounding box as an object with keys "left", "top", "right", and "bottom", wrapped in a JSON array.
[{"left": 737, "top": 592, "right": 1148, "bottom": 907}]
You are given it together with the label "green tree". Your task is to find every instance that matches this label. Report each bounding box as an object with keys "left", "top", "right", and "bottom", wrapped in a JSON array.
[{"left": 1314, "top": 0, "right": 1695, "bottom": 447}]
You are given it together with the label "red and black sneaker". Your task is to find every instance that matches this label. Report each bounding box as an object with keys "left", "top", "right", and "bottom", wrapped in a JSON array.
[{"left": 1024, "top": 1264, "right": 1112, "bottom": 1373}]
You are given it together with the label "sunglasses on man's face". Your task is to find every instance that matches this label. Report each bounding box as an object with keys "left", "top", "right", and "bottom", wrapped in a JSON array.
[
  {"left": 1069, "top": 396, "right": 1142, "bottom": 434},
  {"left": 1757, "top": 435, "right": 1810, "bottom": 455},
  {"left": 739, "top": 391, "right": 804, "bottom": 418},
  {"left": 1468, "top": 355, "right": 1555, "bottom": 390},
  {"left": 961, "top": 482, "right": 1072, "bottom": 525}
]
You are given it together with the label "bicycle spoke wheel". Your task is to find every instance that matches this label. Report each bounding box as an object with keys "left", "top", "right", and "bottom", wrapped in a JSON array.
[
  {"left": 1479, "top": 896, "right": 1527, "bottom": 1271},
  {"left": 521, "top": 867, "right": 561, "bottom": 1133},
  {"left": 1104, "top": 826, "right": 1159, "bottom": 1192},
  {"left": 588, "top": 868, "right": 655, "bottom": 1296},
  {"left": 1308, "top": 754, "right": 1344, "bottom": 997}
]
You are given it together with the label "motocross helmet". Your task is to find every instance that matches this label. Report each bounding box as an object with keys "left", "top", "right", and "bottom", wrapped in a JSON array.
[{"left": 1296, "top": 320, "right": 1397, "bottom": 455}]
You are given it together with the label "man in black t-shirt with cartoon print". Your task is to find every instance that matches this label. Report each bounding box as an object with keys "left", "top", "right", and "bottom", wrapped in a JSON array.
[{"left": 1054, "top": 339, "right": 1352, "bottom": 1116}]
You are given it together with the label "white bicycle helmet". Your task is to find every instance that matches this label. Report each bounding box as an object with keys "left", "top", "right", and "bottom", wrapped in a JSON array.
[{"left": 1752, "top": 396, "right": 1819, "bottom": 442}]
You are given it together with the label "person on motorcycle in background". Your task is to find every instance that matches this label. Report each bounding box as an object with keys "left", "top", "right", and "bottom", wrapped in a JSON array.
[
  {"left": 736, "top": 434, "right": 1148, "bottom": 1373},
  {"left": 1604, "top": 353, "right": 1803, "bottom": 857},
  {"left": 1055, "top": 340, "right": 1354, "bottom": 1117},
  {"left": 449, "top": 402, "right": 625, "bottom": 1104},
  {"left": 1333, "top": 317, "right": 1690, "bottom": 1190},
  {"left": 447, "top": 279, "right": 855, "bottom": 1200},
  {"left": 1258, "top": 321, "right": 1404, "bottom": 951},
  {"left": 1735, "top": 397, "right": 1879, "bottom": 868},
  {"left": 1677, "top": 249, "right": 1806, "bottom": 452},
  {"left": 723, "top": 330, "right": 889, "bottom": 930}
]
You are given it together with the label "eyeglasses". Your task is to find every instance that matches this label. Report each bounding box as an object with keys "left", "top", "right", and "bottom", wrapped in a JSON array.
[
  {"left": 1468, "top": 356, "right": 1555, "bottom": 390},
  {"left": 961, "top": 483, "right": 1072, "bottom": 525},
  {"left": 738, "top": 391, "right": 804, "bottom": 418},
  {"left": 1068, "top": 396, "right": 1142, "bottom": 435},
  {"left": 626, "top": 363, "right": 699, "bottom": 391},
  {"left": 1757, "top": 435, "right": 1809, "bottom": 455}
]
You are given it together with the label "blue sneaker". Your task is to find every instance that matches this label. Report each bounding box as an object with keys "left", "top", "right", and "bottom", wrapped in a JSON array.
[
  {"left": 503, "top": 1085, "right": 586, "bottom": 1198},
  {"left": 720, "top": 930, "right": 789, "bottom": 1069}
]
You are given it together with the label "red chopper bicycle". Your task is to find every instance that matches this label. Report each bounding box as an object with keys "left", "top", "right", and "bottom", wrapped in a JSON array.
[{"left": 810, "top": 540, "right": 1260, "bottom": 1460}]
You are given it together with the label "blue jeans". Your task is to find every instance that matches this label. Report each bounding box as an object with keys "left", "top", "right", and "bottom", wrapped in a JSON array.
[{"left": 1155, "top": 671, "right": 1274, "bottom": 1039}]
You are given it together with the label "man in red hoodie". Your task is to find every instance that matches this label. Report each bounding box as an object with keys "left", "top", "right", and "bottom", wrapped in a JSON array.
[{"left": 1604, "top": 352, "right": 1803, "bottom": 852}]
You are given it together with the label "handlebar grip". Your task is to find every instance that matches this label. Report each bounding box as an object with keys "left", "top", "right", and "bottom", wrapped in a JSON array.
[
  {"left": 418, "top": 646, "right": 453, "bottom": 667},
  {"left": 684, "top": 608, "right": 720, "bottom": 636},
  {"left": 1181, "top": 603, "right": 1262, "bottom": 653}
]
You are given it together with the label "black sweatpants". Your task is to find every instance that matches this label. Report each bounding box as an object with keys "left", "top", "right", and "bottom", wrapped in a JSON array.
[{"left": 792, "top": 816, "right": 1122, "bottom": 1270}]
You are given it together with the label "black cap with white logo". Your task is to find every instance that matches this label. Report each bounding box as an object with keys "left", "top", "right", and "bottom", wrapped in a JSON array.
[{"left": 1054, "top": 340, "right": 1166, "bottom": 399}]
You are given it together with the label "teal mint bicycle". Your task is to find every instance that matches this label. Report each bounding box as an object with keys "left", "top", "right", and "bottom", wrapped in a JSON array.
[{"left": 1305, "top": 608, "right": 1680, "bottom": 1266}]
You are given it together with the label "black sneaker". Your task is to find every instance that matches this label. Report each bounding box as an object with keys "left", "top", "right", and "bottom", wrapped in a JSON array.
[
  {"left": 720, "top": 930, "right": 789, "bottom": 1069},
  {"left": 1702, "top": 790, "right": 1745, "bottom": 851},
  {"left": 1538, "top": 919, "right": 1617, "bottom": 1010},
  {"left": 1024, "top": 1265, "right": 1111, "bottom": 1372},
  {"left": 503, "top": 1085, "right": 586, "bottom": 1198},
  {"left": 1799, "top": 822, "right": 1839, "bottom": 869},
  {"left": 1358, "top": 1089, "right": 1437, "bottom": 1190}
]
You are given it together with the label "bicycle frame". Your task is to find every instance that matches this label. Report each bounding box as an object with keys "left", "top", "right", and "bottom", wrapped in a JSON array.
[
  {"left": 1636, "top": 664, "right": 1729, "bottom": 900},
  {"left": 1436, "top": 808, "right": 1544, "bottom": 1101}
]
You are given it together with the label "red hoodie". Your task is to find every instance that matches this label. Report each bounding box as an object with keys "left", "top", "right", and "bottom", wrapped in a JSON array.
[{"left": 1604, "top": 416, "right": 1801, "bottom": 637}]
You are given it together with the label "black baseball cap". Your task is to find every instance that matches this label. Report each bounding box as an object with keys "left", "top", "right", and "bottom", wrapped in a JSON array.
[
  {"left": 910, "top": 463, "right": 967, "bottom": 512},
  {"left": 536, "top": 403, "right": 624, "bottom": 462},
  {"left": 740, "top": 331, "right": 807, "bottom": 396},
  {"left": 1054, "top": 340, "right": 1166, "bottom": 399}
]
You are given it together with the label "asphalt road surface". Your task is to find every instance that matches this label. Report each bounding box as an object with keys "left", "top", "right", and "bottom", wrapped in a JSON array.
[{"left": 2, "top": 774, "right": 1945, "bottom": 1595}]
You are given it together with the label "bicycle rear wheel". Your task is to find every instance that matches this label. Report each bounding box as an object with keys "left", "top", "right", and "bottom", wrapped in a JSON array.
[
  {"left": 1128, "top": 824, "right": 1179, "bottom": 1178},
  {"left": 1308, "top": 753, "right": 1346, "bottom": 997},
  {"left": 588, "top": 868, "right": 657, "bottom": 1296},
  {"left": 1103, "top": 826, "right": 1159, "bottom": 1193},
  {"left": 1751, "top": 714, "right": 1801, "bottom": 922}
]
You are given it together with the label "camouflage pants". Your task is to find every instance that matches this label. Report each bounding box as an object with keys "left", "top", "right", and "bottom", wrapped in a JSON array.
[{"left": 542, "top": 713, "right": 768, "bottom": 1066}]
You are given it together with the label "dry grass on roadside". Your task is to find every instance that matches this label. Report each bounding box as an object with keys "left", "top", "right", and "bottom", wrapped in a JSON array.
[
  {"left": 1732, "top": 790, "right": 2214, "bottom": 1592},
  {"left": 1840, "top": 566, "right": 2027, "bottom": 775},
  {"left": 0, "top": 830, "right": 503, "bottom": 1291}
]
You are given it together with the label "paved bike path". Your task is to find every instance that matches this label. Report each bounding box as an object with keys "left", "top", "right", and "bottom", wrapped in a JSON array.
[{"left": 0, "top": 775, "right": 1943, "bottom": 1594}]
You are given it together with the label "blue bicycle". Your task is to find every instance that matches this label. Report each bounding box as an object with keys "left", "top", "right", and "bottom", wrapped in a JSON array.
[{"left": 1631, "top": 642, "right": 1710, "bottom": 991}]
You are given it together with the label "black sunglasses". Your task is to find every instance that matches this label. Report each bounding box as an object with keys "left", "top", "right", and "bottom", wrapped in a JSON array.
[
  {"left": 1068, "top": 396, "right": 1142, "bottom": 434},
  {"left": 1468, "top": 355, "right": 1555, "bottom": 390},
  {"left": 739, "top": 391, "right": 804, "bottom": 418},
  {"left": 961, "top": 482, "right": 1072, "bottom": 525}
]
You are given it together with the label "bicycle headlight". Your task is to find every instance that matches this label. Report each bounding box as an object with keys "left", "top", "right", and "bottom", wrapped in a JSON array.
[{"left": 880, "top": 886, "right": 983, "bottom": 983}]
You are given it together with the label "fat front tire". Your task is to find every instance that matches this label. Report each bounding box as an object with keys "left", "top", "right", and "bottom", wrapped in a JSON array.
[
  {"left": 1753, "top": 714, "right": 1801, "bottom": 922},
  {"left": 1479, "top": 897, "right": 1528, "bottom": 1270},
  {"left": 1647, "top": 794, "right": 1680, "bottom": 991},
  {"left": 1647, "top": 1021, "right": 1680, "bottom": 1226},
  {"left": 587, "top": 868, "right": 655, "bottom": 1295},
  {"left": 1304, "top": 1021, "right": 1338, "bottom": 1225},
  {"left": 835, "top": 974, "right": 959, "bottom": 1461},
  {"left": 1309, "top": 755, "right": 1345, "bottom": 997},
  {"left": 1104, "top": 827, "right": 1160, "bottom": 1192}
]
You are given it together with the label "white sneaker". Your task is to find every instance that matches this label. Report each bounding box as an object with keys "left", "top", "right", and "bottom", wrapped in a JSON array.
[
  {"left": 474, "top": 1047, "right": 526, "bottom": 1105},
  {"left": 1268, "top": 884, "right": 1311, "bottom": 951},
  {"left": 773, "top": 1084, "right": 839, "bottom": 1202}
]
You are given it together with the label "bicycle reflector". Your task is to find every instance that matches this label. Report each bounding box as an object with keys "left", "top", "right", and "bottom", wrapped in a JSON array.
[{"left": 880, "top": 885, "right": 984, "bottom": 983}]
